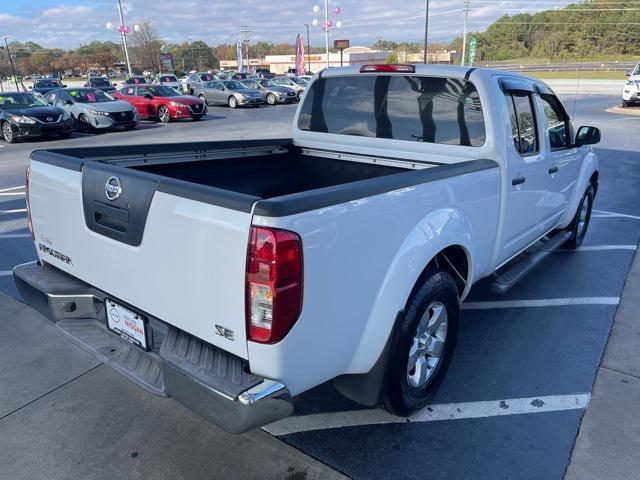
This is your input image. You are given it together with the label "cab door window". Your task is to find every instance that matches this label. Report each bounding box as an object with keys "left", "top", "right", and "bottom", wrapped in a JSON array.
[
  {"left": 539, "top": 94, "right": 571, "bottom": 150},
  {"left": 504, "top": 91, "right": 538, "bottom": 155}
]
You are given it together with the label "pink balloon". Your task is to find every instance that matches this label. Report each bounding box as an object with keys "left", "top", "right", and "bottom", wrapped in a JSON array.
[
  {"left": 334, "top": 7, "right": 341, "bottom": 14},
  {"left": 321, "top": 22, "right": 327, "bottom": 30},
  {"left": 327, "top": 20, "right": 333, "bottom": 27}
]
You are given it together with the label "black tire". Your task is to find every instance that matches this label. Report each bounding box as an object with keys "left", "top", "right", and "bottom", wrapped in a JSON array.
[
  {"left": 228, "top": 96, "right": 238, "bottom": 108},
  {"left": 383, "top": 268, "right": 460, "bottom": 416},
  {"left": 1, "top": 121, "right": 16, "bottom": 143},
  {"left": 157, "top": 105, "right": 171, "bottom": 123},
  {"left": 124, "top": 124, "right": 137, "bottom": 131},
  {"left": 563, "top": 183, "right": 595, "bottom": 250},
  {"left": 77, "top": 114, "right": 94, "bottom": 133},
  {"left": 192, "top": 115, "right": 203, "bottom": 121},
  {"left": 622, "top": 99, "right": 632, "bottom": 108},
  {"left": 267, "top": 93, "right": 277, "bottom": 105}
]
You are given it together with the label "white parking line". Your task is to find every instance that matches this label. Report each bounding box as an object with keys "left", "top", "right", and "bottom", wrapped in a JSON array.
[
  {"left": 0, "top": 271, "right": 12, "bottom": 277},
  {"left": 263, "top": 393, "right": 591, "bottom": 436},
  {"left": 462, "top": 297, "right": 620, "bottom": 310},
  {"left": 0, "top": 186, "right": 24, "bottom": 193},
  {"left": 0, "top": 233, "right": 31, "bottom": 239},
  {"left": 0, "top": 208, "right": 27, "bottom": 215},
  {"left": 592, "top": 209, "right": 640, "bottom": 221},
  {"left": 0, "top": 192, "right": 25, "bottom": 197}
]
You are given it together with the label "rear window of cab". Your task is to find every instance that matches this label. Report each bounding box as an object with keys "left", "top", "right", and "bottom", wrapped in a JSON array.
[{"left": 298, "top": 75, "right": 486, "bottom": 147}]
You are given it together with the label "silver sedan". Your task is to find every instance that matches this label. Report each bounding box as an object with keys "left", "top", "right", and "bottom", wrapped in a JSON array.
[
  {"left": 241, "top": 79, "right": 298, "bottom": 105},
  {"left": 195, "top": 80, "right": 264, "bottom": 108}
]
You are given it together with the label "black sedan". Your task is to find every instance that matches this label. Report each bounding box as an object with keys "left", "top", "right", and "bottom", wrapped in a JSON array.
[
  {"left": 31, "top": 79, "right": 66, "bottom": 95},
  {"left": 84, "top": 76, "right": 117, "bottom": 94},
  {"left": 0, "top": 92, "right": 73, "bottom": 143}
]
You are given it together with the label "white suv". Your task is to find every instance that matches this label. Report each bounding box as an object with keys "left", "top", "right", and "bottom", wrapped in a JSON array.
[{"left": 622, "top": 63, "right": 640, "bottom": 106}]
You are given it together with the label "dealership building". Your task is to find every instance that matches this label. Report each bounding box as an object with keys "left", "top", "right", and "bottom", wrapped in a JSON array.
[{"left": 220, "top": 46, "right": 390, "bottom": 74}]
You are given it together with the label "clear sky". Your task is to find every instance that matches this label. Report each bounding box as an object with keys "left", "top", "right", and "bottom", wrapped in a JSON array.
[{"left": 0, "top": 0, "right": 574, "bottom": 49}]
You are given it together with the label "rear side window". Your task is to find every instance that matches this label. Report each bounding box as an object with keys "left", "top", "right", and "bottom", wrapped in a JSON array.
[
  {"left": 298, "top": 75, "right": 486, "bottom": 147},
  {"left": 539, "top": 94, "right": 571, "bottom": 149},
  {"left": 504, "top": 91, "right": 538, "bottom": 155}
]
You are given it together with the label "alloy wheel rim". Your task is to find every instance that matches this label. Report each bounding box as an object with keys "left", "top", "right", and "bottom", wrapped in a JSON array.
[
  {"left": 407, "top": 301, "right": 448, "bottom": 388},
  {"left": 577, "top": 194, "right": 591, "bottom": 239},
  {"left": 2, "top": 123, "right": 12, "bottom": 141},
  {"left": 159, "top": 107, "right": 169, "bottom": 122},
  {"left": 230, "top": 97, "right": 237, "bottom": 107},
  {"left": 268, "top": 94, "right": 276, "bottom": 104}
]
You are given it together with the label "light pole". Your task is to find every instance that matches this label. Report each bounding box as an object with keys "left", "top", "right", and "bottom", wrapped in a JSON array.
[
  {"left": 312, "top": 3, "right": 343, "bottom": 69},
  {"left": 423, "top": 0, "right": 430, "bottom": 64},
  {"left": 106, "top": 0, "right": 139, "bottom": 76},
  {"left": 304, "top": 24, "right": 311, "bottom": 73},
  {"left": 4, "top": 37, "right": 19, "bottom": 91}
]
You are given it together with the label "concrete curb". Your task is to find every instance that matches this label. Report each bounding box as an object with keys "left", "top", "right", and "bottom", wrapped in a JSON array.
[{"left": 565, "top": 247, "right": 640, "bottom": 479}]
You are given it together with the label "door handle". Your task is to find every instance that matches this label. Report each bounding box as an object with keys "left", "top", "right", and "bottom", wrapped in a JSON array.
[
  {"left": 548, "top": 166, "right": 559, "bottom": 174},
  {"left": 512, "top": 176, "right": 526, "bottom": 186}
]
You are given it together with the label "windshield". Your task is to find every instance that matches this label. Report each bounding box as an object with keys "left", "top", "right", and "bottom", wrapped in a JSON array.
[
  {"left": 160, "top": 75, "right": 177, "bottom": 82},
  {"left": 126, "top": 77, "right": 147, "bottom": 84},
  {"left": 276, "top": 78, "right": 293, "bottom": 85},
  {"left": 34, "top": 80, "right": 60, "bottom": 88},
  {"left": 242, "top": 81, "right": 258, "bottom": 89},
  {"left": 633, "top": 64, "right": 640, "bottom": 76},
  {"left": 90, "top": 78, "right": 110, "bottom": 86},
  {"left": 145, "top": 85, "right": 181, "bottom": 97},
  {"left": 200, "top": 74, "right": 215, "bottom": 81},
  {"left": 259, "top": 79, "right": 277, "bottom": 88},
  {"left": 291, "top": 77, "right": 307, "bottom": 85},
  {"left": 0, "top": 93, "right": 48, "bottom": 109},
  {"left": 223, "top": 81, "right": 246, "bottom": 90},
  {"left": 69, "top": 89, "right": 115, "bottom": 103}
]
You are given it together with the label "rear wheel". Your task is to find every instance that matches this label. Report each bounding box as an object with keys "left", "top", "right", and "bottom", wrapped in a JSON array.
[
  {"left": 563, "top": 184, "right": 595, "bottom": 250},
  {"left": 157, "top": 106, "right": 171, "bottom": 123},
  {"left": 1, "top": 122, "right": 16, "bottom": 143},
  {"left": 228, "top": 96, "right": 238, "bottom": 108},
  {"left": 383, "top": 268, "right": 459, "bottom": 416},
  {"left": 267, "top": 93, "right": 277, "bottom": 105}
]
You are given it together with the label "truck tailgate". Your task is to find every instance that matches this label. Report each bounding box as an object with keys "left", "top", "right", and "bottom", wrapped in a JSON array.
[{"left": 28, "top": 159, "right": 253, "bottom": 359}]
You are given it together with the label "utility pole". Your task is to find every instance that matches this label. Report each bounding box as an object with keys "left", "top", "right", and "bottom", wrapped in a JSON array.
[
  {"left": 116, "top": 0, "right": 133, "bottom": 76},
  {"left": 461, "top": 0, "right": 470, "bottom": 67},
  {"left": 304, "top": 24, "right": 311, "bottom": 73},
  {"left": 423, "top": 0, "right": 430, "bottom": 64},
  {"left": 324, "top": 0, "right": 329, "bottom": 68},
  {"left": 4, "top": 37, "right": 19, "bottom": 91},
  {"left": 241, "top": 26, "right": 251, "bottom": 73}
]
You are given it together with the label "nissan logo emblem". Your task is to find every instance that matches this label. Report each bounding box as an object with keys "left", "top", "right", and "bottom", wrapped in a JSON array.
[{"left": 105, "top": 176, "right": 122, "bottom": 201}]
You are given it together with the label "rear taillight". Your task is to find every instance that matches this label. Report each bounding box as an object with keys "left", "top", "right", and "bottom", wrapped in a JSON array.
[
  {"left": 25, "top": 164, "right": 34, "bottom": 240},
  {"left": 246, "top": 226, "right": 303, "bottom": 344},
  {"left": 359, "top": 64, "right": 416, "bottom": 73}
]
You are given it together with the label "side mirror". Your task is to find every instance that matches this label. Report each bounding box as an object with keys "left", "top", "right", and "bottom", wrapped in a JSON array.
[
  {"left": 625, "top": 71, "right": 632, "bottom": 77},
  {"left": 575, "top": 126, "right": 601, "bottom": 147},
  {"left": 143, "top": 93, "right": 153, "bottom": 99},
  {"left": 28, "top": 86, "right": 32, "bottom": 89},
  {"left": 62, "top": 84, "right": 67, "bottom": 88}
]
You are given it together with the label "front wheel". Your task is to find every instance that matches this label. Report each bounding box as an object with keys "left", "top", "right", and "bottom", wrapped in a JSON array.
[
  {"left": 267, "top": 93, "right": 277, "bottom": 105},
  {"left": 157, "top": 105, "right": 171, "bottom": 123},
  {"left": 1, "top": 122, "right": 16, "bottom": 143},
  {"left": 564, "top": 184, "right": 595, "bottom": 250},
  {"left": 383, "top": 268, "right": 459, "bottom": 416},
  {"left": 228, "top": 96, "right": 238, "bottom": 108}
]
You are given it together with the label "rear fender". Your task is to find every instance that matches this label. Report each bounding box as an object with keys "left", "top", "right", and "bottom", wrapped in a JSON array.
[{"left": 346, "top": 207, "right": 474, "bottom": 375}]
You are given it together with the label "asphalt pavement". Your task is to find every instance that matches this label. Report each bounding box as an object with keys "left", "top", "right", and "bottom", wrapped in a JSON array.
[{"left": 0, "top": 94, "right": 638, "bottom": 479}]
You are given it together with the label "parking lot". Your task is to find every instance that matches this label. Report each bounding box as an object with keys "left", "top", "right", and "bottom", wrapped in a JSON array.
[{"left": 0, "top": 93, "right": 638, "bottom": 479}]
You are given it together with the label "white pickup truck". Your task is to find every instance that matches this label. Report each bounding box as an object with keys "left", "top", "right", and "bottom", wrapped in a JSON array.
[{"left": 15, "top": 65, "right": 601, "bottom": 433}]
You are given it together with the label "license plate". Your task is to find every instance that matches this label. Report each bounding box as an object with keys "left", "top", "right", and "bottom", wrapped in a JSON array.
[{"left": 106, "top": 299, "right": 148, "bottom": 350}]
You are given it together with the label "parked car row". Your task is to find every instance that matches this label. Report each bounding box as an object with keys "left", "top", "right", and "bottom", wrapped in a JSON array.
[{"left": 0, "top": 73, "right": 307, "bottom": 142}]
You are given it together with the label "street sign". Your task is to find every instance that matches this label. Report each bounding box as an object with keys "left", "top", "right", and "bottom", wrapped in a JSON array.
[
  {"left": 468, "top": 36, "right": 477, "bottom": 66},
  {"left": 334, "top": 39, "right": 350, "bottom": 50}
]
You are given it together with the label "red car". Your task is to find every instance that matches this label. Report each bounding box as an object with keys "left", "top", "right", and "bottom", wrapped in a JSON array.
[{"left": 114, "top": 84, "right": 206, "bottom": 123}]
